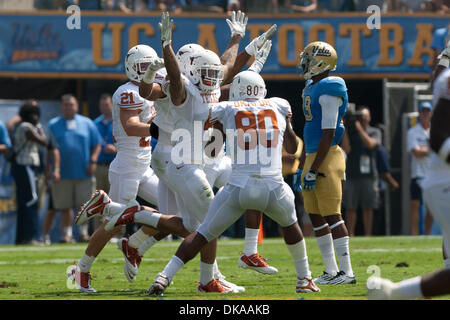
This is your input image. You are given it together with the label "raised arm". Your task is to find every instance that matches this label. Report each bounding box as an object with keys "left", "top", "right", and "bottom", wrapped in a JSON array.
[
  {"left": 222, "top": 24, "right": 277, "bottom": 85},
  {"left": 220, "top": 11, "right": 247, "bottom": 84},
  {"left": 160, "top": 12, "right": 186, "bottom": 106}
]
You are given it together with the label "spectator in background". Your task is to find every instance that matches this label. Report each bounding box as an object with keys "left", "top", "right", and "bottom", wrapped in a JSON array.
[
  {"left": 6, "top": 99, "right": 38, "bottom": 132},
  {"left": 407, "top": 101, "right": 433, "bottom": 235},
  {"left": 11, "top": 103, "right": 48, "bottom": 244},
  {"left": 93, "top": 94, "right": 116, "bottom": 230},
  {"left": 227, "top": 0, "right": 241, "bottom": 13},
  {"left": 41, "top": 131, "right": 60, "bottom": 245},
  {"left": 353, "top": 0, "right": 386, "bottom": 11},
  {"left": 185, "top": 0, "right": 225, "bottom": 12},
  {"left": 317, "top": 0, "right": 354, "bottom": 11},
  {"left": 0, "top": 120, "right": 11, "bottom": 156},
  {"left": 147, "top": 0, "right": 184, "bottom": 12},
  {"left": 69, "top": 0, "right": 100, "bottom": 9},
  {"left": 48, "top": 94, "right": 102, "bottom": 243},
  {"left": 286, "top": 0, "right": 318, "bottom": 13},
  {"left": 341, "top": 106, "right": 381, "bottom": 236}
]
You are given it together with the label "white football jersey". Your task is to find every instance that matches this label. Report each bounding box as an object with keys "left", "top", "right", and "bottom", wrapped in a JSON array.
[
  {"left": 152, "top": 68, "right": 174, "bottom": 136},
  {"left": 111, "top": 81, "right": 155, "bottom": 168},
  {"left": 209, "top": 97, "right": 292, "bottom": 188},
  {"left": 162, "top": 74, "right": 221, "bottom": 164}
]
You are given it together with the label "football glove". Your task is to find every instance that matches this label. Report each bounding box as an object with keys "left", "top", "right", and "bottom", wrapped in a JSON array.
[
  {"left": 142, "top": 57, "right": 165, "bottom": 84},
  {"left": 302, "top": 170, "right": 317, "bottom": 191},
  {"left": 245, "top": 24, "right": 277, "bottom": 56},
  {"left": 226, "top": 10, "right": 248, "bottom": 38},
  {"left": 292, "top": 168, "right": 303, "bottom": 191},
  {"left": 159, "top": 11, "right": 173, "bottom": 48}
]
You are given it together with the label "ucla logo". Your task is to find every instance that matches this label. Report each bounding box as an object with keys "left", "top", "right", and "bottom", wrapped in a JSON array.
[{"left": 312, "top": 46, "right": 331, "bottom": 57}]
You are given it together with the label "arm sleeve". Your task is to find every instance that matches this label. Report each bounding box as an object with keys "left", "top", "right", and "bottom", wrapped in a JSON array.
[
  {"left": 319, "top": 94, "right": 342, "bottom": 129},
  {"left": 117, "top": 89, "right": 146, "bottom": 110},
  {"left": 88, "top": 120, "right": 103, "bottom": 148}
]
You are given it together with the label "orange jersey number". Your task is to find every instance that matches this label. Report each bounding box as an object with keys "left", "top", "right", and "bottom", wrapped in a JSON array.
[{"left": 235, "top": 109, "right": 279, "bottom": 150}]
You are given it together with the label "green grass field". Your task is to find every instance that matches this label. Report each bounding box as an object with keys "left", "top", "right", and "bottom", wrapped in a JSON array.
[{"left": 0, "top": 235, "right": 448, "bottom": 300}]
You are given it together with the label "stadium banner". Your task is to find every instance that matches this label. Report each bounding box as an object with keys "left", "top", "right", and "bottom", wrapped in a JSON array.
[{"left": 0, "top": 11, "right": 448, "bottom": 80}]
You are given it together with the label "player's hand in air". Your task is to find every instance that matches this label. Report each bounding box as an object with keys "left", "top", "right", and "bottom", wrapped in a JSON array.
[
  {"left": 245, "top": 24, "right": 277, "bottom": 56},
  {"left": 142, "top": 57, "right": 165, "bottom": 84},
  {"left": 302, "top": 170, "right": 317, "bottom": 191},
  {"left": 226, "top": 10, "right": 248, "bottom": 38},
  {"left": 159, "top": 11, "right": 173, "bottom": 48},
  {"left": 292, "top": 168, "right": 303, "bottom": 191},
  {"left": 254, "top": 40, "right": 272, "bottom": 65}
]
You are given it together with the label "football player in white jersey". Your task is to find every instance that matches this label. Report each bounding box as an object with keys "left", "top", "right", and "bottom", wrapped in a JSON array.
[
  {"left": 367, "top": 66, "right": 450, "bottom": 300},
  {"left": 67, "top": 44, "right": 162, "bottom": 293},
  {"left": 144, "top": 70, "right": 319, "bottom": 295},
  {"left": 139, "top": 26, "right": 279, "bottom": 278}
]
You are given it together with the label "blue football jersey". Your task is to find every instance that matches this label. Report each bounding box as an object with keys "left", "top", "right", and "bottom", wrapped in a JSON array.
[{"left": 302, "top": 76, "right": 348, "bottom": 154}]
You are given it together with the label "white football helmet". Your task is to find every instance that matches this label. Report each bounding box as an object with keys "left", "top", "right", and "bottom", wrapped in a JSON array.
[
  {"left": 124, "top": 44, "right": 158, "bottom": 82},
  {"left": 189, "top": 49, "right": 224, "bottom": 93},
  {"left": 229, "top": 70, "right": 266, "bottom": 101},
  {"left": 176, "top": 43, "right": 204, "bottom": 77}
]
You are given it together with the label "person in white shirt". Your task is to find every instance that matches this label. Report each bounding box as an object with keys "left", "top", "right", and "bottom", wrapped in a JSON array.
[{"left": 407, "top": 101, "right": 433, "bottom": 235}]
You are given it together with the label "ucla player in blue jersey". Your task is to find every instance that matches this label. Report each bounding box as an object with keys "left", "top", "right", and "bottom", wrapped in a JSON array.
[{"left": 292, "top": 41, "right": 356, "bottom": 285}]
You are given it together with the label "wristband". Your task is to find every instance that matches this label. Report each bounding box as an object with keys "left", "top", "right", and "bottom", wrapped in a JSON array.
[
  {"left": 248, "top": 60, "right": 263, "bottom": 74},
  {"left": 89, "top": 160, "right": 97, "bottom": 164},
  {"left": 438, "top": 137, "right": 450, "bottom": 162}
]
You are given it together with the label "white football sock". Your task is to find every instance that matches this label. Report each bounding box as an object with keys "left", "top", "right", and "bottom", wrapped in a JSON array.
[
  {"left": 213, "top": 260, "right": 223, "bottom": 279},
  {"left": 243, "top": 228, "right": 259, "bottom": 256},
  {"left": 107, "top": 201, "right": 126, "bottom": 216},
  {"left": 78, "top": 254, "right": 95, "bottom": 273},
  {"left": 286, "top": 239, "right": 311, "bottom": 279},
  {"left": 316, "top": 233, "right": 339, "bottom": 276},
  {"left": 128, "top": 228, "right": 149, "bottom": 249},
  {"left": 138, "top": 236, "right": 158, "bottom": 256},
  {"left": 200, "top": 261, "right": 214, "bottom": 286},
  {"left": 333, "top": 236, "right": 354, "bottom": 277},
  {"left": 444, "top": 258, "right": 450, "bottom": 269},
  {"left": 133, "top": 210, "right": 161, "bottom": 228},
  {"left": 162, "top": 255, "right": 184, "bottom": 280},
  {"left": 393, "top": 276, "right": 424, "bottom": 299}
]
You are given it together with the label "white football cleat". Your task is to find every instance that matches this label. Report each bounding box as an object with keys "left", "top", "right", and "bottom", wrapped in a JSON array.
[
  {"left": 314, "top": 271, "right": 338, "bottom": 285},
  {"left": 367, "top": 277, "right": 400, "bottom": 300},
  {"left": 146, "top": 273, "right": 171, "bottom": 296},
  {"left": 296, "top": 276, "right": 320, "bottom": 293},
  {"left": 104, "top": 200, "right": 141, "bottom": 232},
  {"left": 328, "top": 271, "right": 357, "bottom": 285},
  {"left": 117, "top": 237, "right": 142, "bottom": 282},
  {"left": 67, "top": 264, "right": 96, "bottom": 293},
  {"left": 237, "top": 253, "right": 278, "bottom": 275},
  {"left": 75, "top": 190, "right": 110, "bottom": 226},
  {"left": 197, "top": 279, "right": 233, "bottom": 293},
  {"left": 215, "top": 273, "right": 245, "bottom": 293}
]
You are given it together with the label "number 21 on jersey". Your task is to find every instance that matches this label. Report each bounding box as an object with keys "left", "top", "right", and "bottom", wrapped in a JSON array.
[{"left": 303, "top": 95, "right": 313, "bottom": 121}]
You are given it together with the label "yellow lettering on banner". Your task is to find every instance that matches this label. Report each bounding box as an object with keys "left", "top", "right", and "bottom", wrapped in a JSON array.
[
  {"left": 278, "top": 24, "right": 304, "bottom": 67},
  {"left": 129, "top": 23, "right": 155, "bottom": 49},
  {"left": 197, "top": 24, "right": 219, "bottom": 55},
  {"left": 408, "top": 24, "right": 434, "bottom": 67},
  {"left": 377, "top": 23, "right": 403, "bottom": 66},
  {"left": 246, "top": 24, "right": 272, "bottom": 66},
  {"left": 0, "top": 200, "right": 6, "bottom": 213},
  {"left": 90, "top": 22, "right": 124, "bottom": 67},
  {"left": 339, "top": 24, "right": 371, "bottom": 67},
  {"left": 309, "top": 24, "right": 335, "bottom": 47}
]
